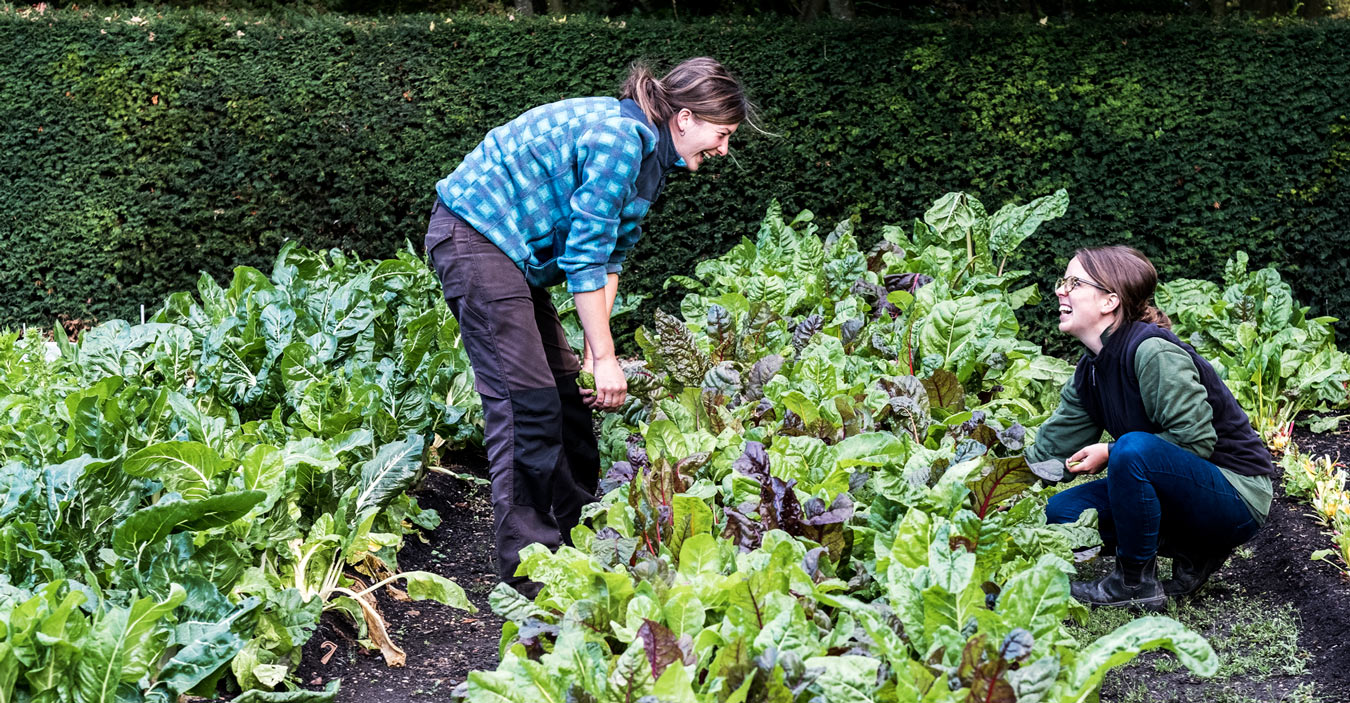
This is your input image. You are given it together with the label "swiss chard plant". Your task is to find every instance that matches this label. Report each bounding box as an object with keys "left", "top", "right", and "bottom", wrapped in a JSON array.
[
  {"left": 1279, "top": 445, "right": 1350, "bottom": 576},
  {"left": 0, "top": 243, "right": 482, "bottom": 702},
  {"left": 457, "top": 193, "right": 1219, "bottom": 703}
]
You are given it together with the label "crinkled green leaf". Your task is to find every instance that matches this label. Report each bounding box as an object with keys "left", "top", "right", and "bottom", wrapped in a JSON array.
[
  {"left": 355, "top": 433, "right": 423, "bottom": 514},
  {"left": 988, "top": 189, "right": 1068, "bottom": 259},
  {"left": 157, "top": 597, "right": 261, "bottom": 696},
  {"left": 997, "top": 555, "right": 1071, "bottom": 649},
  {"left": 113, "top": 491, "right": 265, "bottom": 557},
  {"left": 802, "top": 655, "right": 879, "bottom": 703},
  {"left": 76, "top": 585, "right": 187, "bottom": 703},
  {"left": 122, "top": 442, "right": 226, "bottom": 502}
]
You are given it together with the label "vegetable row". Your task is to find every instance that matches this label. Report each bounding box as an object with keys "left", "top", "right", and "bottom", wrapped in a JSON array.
[
  {"left": 459, "top": 193, "right": 1222, "bottom": 703},
  {"left": 1279, "top": 444, "right": 1350, "bottom": 575},
  {"left": 0, "top": 244, "right": 483, "bottom": 702}
]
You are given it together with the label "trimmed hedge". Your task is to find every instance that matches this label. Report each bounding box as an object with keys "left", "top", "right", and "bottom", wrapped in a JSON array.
[{"left": 3, "top": 8, "right": 1349, "bottom": 354}]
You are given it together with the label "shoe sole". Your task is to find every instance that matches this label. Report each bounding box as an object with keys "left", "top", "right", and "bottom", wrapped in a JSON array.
[
  {"left": 1084, "top": 595, "right": 1168, "bottom": 612},
  {"left": 1090, "top": 593, "right": 1166, "bottom": 609}
]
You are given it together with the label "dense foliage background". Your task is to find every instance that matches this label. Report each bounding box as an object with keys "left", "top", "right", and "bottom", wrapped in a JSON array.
[
  {"left": 25, "top": 0, "right": 1350, "bottom": 20},
  {"left": 3, "top": 6, "right": 1348, "bottom": 353}
]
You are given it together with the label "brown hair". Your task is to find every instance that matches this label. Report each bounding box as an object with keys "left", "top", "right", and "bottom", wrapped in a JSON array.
[
  {"left": 1073, "top": 245, "right": 1173, "bottom": 329},
  {"left": 620, "top": 57, "right": 753, "bottom": 127}
]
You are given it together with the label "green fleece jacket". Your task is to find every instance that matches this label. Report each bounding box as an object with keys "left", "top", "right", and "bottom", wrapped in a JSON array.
[{"left": 1026, "top": 335, "right": 1273, "bottom": 525}]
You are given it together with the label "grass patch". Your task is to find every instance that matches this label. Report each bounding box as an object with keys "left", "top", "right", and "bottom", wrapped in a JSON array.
[
  {"left": 1067, "top": 566, "right": 1309, "bottom": 681},
  {"left": 1283, "top": 682, "right": 1326, "bottom": 703},
  {"left": 1115, "top": 682, "right": 1154, "bottom": 703}
]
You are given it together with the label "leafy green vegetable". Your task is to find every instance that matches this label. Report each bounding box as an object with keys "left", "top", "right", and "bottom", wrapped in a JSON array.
[
  {"left": 461, "top": 193, "right": 1215, "bottom": 703},
  {"left": 1158, "top": 250, "right": 1350, "bottom": 437},
  {"left": 0, "top": 243, "right": 480, "bottom": 700}
]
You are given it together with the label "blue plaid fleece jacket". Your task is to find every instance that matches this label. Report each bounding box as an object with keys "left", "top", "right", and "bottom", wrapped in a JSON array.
[{"left": 435, "top": 97, "right": 682, "bottom": 293}]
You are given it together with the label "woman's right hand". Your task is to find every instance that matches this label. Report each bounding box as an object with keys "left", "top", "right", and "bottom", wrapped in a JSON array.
[
  {"left": 583, "top": 356, "right": 627, "bottom": 410},
  {"left": 1066, "top": 442, "right": 1110, "bottom": 475}
]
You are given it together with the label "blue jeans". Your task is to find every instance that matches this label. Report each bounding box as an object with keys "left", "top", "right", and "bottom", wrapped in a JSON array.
[{"left": 1045, "top": 432, "right": 1260, "bottom": 566}]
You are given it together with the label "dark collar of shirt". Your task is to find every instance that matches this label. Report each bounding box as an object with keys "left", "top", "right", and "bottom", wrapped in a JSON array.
[{"left": 619, "top": 98, "right": 683, "bottom": 203}]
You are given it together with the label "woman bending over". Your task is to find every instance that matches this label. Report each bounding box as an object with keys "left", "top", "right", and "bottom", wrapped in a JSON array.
[{"left": 425, "top": 58, "right": 750, "bottom": 595}]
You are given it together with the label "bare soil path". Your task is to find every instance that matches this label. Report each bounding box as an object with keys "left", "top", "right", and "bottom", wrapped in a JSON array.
[{"left": 297, "top": 449, "right": 502, "bottom": 702}]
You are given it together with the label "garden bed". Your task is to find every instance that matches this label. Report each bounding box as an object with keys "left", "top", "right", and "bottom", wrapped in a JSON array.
[
  {"left": 296, "top": 449, "right": 502, "bottom": 702},
  {"left": 300, "top": 423, "right": 1350, "bottom": 703},
  {"left": 1079, "top": 414, "right": 1350, "bottom": 702}
]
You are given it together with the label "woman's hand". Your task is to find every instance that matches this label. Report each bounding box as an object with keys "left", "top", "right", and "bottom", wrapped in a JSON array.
[
  {"left": 573, "top": 281, "right": 623, "bottom": 410},
  {"left": 1066, "top": 442, "right": 1110, "bottom": 475},
  {"left": 582, "top": 356, "right": 627, "bottom": 410}
]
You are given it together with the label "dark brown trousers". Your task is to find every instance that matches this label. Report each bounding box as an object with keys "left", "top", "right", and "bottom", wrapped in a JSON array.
[{"left": 425, "top": 198, "right": 598, "bottom": 588}]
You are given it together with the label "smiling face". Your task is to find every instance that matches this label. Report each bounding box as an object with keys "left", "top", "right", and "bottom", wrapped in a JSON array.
[
  {"left": 669, "top": 109, "right": 738, "bottom": 171},
  {"left": 1056, "top": 256, "right": 1120, "bottom": 351}
]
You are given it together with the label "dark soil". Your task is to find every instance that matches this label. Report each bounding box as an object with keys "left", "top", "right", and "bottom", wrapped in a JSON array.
[
  {"left": 297, "top": 448, "right": 503, "bottom": 702},
  {"left": 1094, "top": 415, "right": 1350, "bottom": 702},
  {"left": 301, "top": 425, "right": 1350, "bottom": 703}
]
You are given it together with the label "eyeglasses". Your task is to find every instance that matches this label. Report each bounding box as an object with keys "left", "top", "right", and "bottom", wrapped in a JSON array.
[{"left": 1056, "top": 276, "right": 1113, "bottom": 294}]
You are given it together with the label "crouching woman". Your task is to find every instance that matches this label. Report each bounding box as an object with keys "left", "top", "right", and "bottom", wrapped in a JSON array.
[{"left": 1025, "top": 245, "right": 1274, "bottom": 610}]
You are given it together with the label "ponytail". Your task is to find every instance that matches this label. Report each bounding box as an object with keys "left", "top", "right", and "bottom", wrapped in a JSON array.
[
  {"left": 620, "top": 57, "right": 752, "bottom": 127},
  {"left": 620, "top": 61, "right": 674, "bottom": 124},
  {"left": 1140, "top": 305, "right": 1173, "bottom": 330}
]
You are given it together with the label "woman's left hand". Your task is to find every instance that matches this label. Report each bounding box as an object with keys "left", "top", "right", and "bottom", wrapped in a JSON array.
[{"left": 1066, "top": 442, "right": 1110, "bottom": 475}]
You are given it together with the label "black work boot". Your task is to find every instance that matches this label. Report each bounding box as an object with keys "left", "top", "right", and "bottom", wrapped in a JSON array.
[
  {"left": 1071, "top": 558, "right": 1167, "bottom": 611},
  {"left": 1162, "top": 548, "right": 1231, "bottom": 598}
]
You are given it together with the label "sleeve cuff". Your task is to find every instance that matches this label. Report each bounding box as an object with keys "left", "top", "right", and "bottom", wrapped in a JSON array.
[{"left": 566, "top": 265, "right": 610, "bottom": 293}]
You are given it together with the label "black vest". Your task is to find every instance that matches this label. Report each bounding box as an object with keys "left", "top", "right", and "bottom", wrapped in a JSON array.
[{"left": 1072, "top": 321, "right": 1274, "bottom": 478}]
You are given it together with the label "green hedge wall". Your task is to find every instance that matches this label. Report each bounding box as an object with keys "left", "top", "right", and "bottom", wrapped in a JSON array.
[{"left": 3, "top": 8, "right": 1349, "bottom": 354}]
